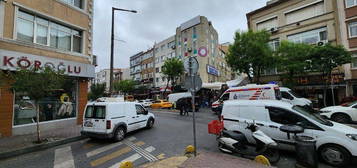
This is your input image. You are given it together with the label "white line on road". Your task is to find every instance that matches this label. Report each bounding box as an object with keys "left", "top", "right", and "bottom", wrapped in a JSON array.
[
  {"left": 123, "top": 140, "right": 158, "bottom": 162},
  {"left": 54, "top": 146, "right": 75, "bottom": 168},
  {"left": 108, "top": 146, "right": 156, "bottom": 168},
  {"left": 86, "top": 136, "right": 136, "bottom": 158}
]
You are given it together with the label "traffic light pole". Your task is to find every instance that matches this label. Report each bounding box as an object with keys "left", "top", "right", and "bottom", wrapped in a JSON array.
[{"left": 189, "top": 56, "right": 197, "bottom": 156}]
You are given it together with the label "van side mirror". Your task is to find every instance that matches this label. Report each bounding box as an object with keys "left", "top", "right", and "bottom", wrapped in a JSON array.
[{"left": 144, "top": 109, "right": 149, "bottom": 115}]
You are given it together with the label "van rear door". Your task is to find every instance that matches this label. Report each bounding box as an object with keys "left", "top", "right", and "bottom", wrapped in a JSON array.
[{"left": 83, "top": 105, "right": 107, "bottom": 133}]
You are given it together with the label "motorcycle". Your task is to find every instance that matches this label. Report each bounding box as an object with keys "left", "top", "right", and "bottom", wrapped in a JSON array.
[{"left": 217, "top": 121, "right": 280, "bottom": 164}]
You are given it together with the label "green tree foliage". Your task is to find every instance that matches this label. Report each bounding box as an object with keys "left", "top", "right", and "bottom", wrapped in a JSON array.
[
  {"left": 88, "top": 83, "right": 106, "bottom": 101},
  {"left": 161, "top": 58, "right": 184, "bottom": 94},
  {"left": 310, "top": 43, "right": 351, "bottom": 106},
  {"left": 226, "top": 30, "right": 274, "bottom": 83},
  {"left": 276, "top": 41, "right": 313, "bottom": 87},
  {"left": 10, "top": 67, "right": 65, "bottom": 142},
  {"left": 113, "top": 79, "right": 135, "bottom": 95}
]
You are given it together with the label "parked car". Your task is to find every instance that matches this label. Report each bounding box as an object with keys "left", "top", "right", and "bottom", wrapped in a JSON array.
[
  {"left": 81, "top": 101, "right": 155, "bottom": 141},
  {"left": 139, "top": 100, "right": 152, "bottom": 108},
  {"left": 320, "top": 101, "right": 357, "bottom": 123},
  {"left": 175, "top": 97, "right": 200, "bottom": 112},
  {"left": 150, "top": 100, "right": 173, "bottom": 109},
  {"left": 222, "top": 100, "right": 357, "bottom": 167}
]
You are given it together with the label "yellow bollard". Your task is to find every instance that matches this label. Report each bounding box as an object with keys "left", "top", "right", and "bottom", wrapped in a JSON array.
[
  {"left": 254, "top": 155, "right": 271, "bottom": 166},
  {"left": 119, "top": 161, "right": 133, "bottom": 168},
  {"left": 185, "top": 145, "right": 195, "bottom": 154}
]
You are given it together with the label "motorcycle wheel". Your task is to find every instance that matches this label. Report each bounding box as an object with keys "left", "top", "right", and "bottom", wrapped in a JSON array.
[{"left": 262, "top": 148, "right": 280, "bottom": 164}]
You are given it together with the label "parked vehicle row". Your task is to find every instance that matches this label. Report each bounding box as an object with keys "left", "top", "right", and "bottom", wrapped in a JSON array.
[{"left": 218, "top": 100, "right": 357, "bottom": 166}]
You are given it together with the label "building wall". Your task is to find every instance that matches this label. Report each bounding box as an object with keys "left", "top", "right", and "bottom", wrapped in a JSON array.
[
  {"left": 154, "top": 36, "right": 175, "bottom": 88},
  {"left": 0, "top": 79, "right": 14, "bottom": 137}
]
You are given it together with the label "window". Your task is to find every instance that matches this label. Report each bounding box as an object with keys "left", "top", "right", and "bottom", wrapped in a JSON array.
[
  {"left": 285, "top": 2, "right": 324, "bottom": 24},
  {"left": 256, "top": 17, "right": 278, "bottom": 31},
  {"left": 352, "top": 55, "right": 357, "bottom": 68},
  {"left": 156, "top": 78, "right": 159, "bottom": 82},
  {"left": 135, "top": 105, "right": 146, "bottom": 115},
  {"left": 60, "top": 0, "right": 83, "bottom": 9},
  {"left": 161, "top": 45, "right": 165, "bottom": 51},
  {"left": 85, "top": 106, "right": 105, "bottom": 119},
  {"left": 268, "top": 107, "right": 306, "bottom": 125},
  {"left": 281, "top": 91, "right": 293, "bottom": 100},
  {"left": 287, "top": 27, "right": 327, "bottom": 44},
  {"left": 349, "top": 21, "right": 357, "bottom": 38},
  {"left": 17, "top": 10, "right": 82, "bottom": 53},
  {"left": 346, "top": 0, "right": 357, "bottom": 8},
  {"left": 268, "top": 39, "right": 279, "bottom": 51}
]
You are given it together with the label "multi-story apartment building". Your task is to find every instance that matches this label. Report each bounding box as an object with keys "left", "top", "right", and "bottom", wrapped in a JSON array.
[
  {"left": 0, "top": 0, "right": 95, "bottom": 137},
  {"left": 141, "top": 48, "right": 155, "bottom": 88},
  {"left": 217, "top": 43, "right": 234, "bottom": 82},
  {"left": 175, "top": 16, "right": 224, "bottom": 83},
  {"left": 337, "top": 0, "right": 357, "bottom": 96},
  {"left": 153, "top": 36, "right": 175, "bottom": 88},
  {"left": 246, "top": 0, "right": 346, "bottom": 106},
  {"left": 130, "top": 51, "right": 143, "bottom": 82},
  {"left": 95, "top": 68, "right": 122, "bottom": 91}
]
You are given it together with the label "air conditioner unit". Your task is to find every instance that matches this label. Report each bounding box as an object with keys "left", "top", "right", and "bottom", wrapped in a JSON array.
[
  {"left": 171, "top": 45, "right": 176, "bottom": 50},
  {"left": 270, "top": 27, "right": 279, "bottom": 33},
  {"left": 316, "top": 40, "right": 328, "bottom": 46}
]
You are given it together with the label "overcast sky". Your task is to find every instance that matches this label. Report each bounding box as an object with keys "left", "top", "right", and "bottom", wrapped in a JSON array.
[{"left": 93, "top": 0, "right": 268, "bottom": 71}]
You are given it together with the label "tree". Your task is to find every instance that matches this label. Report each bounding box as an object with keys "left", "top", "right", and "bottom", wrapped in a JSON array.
[
  {"left": 310, "top": 44, "right": 351, "bottom": 106},
  {"left": 161, "top": 58, "right": 184, "bottom": 96},
  {"left": 10, "top": 67, "right": 65, "bottom": 143},
  {"left": 276, "top": 41, "right": 313, "bottom": 88},
  {"left": 88, "top": 83, "right": 106, "bottom": 101},
  {"left": 226, "top": 30, "right": 274, "bottom": 83},
  {"left": 113, "top": 79, "right": 135, "bottom": 95}
]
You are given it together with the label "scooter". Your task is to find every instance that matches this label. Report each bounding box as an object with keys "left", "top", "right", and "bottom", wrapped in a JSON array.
[{"left": 217, "top": 121, "right": 280, "bottom": 163}]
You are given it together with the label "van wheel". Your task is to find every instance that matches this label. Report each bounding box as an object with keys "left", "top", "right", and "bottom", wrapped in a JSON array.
[
  {"left": 331, "top": 114, "right": 351, "bottom": 124},
  {"left": 319, "top": 144, "right": 351, "bottom": 167},
  {"left": 114, "top": 127, "right": 125, "bottom": 142},
  {"left": 146, "top": 118, "right": 154, "bottom": 129}
]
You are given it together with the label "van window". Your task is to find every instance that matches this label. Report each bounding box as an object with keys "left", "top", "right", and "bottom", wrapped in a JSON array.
[
  {"left": 85, "top": 106, "right": 105, "bottom": 119},
  {"left": 135, "top": 105, "right": 146, "bottom": 115},
  {"left": 281, "top": 91, "right": 293, "bottom": 100},
  {"left": 267, "top": 107, "right": 319, "bottom": 129},
  {"left": 274, "top": 87, "right": 282, "bottom": 100},
  {"left": 288, "top": 90, "right": 302, "bottom": 98}
]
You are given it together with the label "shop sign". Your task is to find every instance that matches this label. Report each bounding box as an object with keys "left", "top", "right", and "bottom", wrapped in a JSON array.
[
  {"left": 0, "top": 49, "right": 95, "bottom": 78},
  {"left": 296, "top": 74, "right": 345, "bottom": 85},
  {"left": 207, "top": 65, "right": 219, "bottom": 76}
]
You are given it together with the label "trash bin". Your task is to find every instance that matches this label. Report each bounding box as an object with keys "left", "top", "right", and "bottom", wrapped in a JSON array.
[{"left": 295, "top": 135, "right": 318, "bottom": 168}]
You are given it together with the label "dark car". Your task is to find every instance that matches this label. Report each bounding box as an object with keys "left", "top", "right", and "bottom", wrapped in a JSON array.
[{"left": 175, "top": 97, "right": 200, "bottom": 112}]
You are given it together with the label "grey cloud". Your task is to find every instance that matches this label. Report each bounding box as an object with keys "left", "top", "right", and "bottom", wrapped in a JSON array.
[{"left": 93, "top": 0, "right": 267, "bottom": 71}]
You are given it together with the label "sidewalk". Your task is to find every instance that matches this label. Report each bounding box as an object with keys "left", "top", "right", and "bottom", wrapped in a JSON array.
[
  {"left": 140, "top": 151, "right": 274, "bottom": 168},
  {"left": 0, "top": 125, "right": 84, "bottom": 160}
]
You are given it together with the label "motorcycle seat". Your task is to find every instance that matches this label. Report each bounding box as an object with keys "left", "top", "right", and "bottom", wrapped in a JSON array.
[{"left": 222, "top": 130, "right": 248, "bottom": 144}]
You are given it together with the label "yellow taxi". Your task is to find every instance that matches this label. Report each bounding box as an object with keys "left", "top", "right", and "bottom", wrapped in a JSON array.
[{"left": 150, "top": 100, "right": 173, "bottom": 109}]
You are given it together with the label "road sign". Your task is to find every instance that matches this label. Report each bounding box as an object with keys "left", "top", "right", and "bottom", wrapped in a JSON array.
[
  {"left": 184, "top": 75, "right": 202, "bottom": 92},
  {"left": 198, "top": 47, "right": 208, "bottom": 57},
  {"left": 184, "top": 57, "right": 199, "bottom": 74}
]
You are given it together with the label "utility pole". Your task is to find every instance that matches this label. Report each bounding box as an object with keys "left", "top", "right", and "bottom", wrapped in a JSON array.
[{"left": 109, "top": 7, "right": 137, "bottom": 96}]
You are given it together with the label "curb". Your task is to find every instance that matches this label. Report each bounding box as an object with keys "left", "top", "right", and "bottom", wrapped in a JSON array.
[{"left": 0, "top": 136, "right": 86, "bottom": 160}]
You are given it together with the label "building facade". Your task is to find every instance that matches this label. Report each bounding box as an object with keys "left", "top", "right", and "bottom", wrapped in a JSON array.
[
  {"left": 0, "top": 0, "right": 95, "bottom": 137},
  {"left": 130, "top": 52, "right": 143, "bottom": 82},
  {"left": 337, "top": 0, "right": 357, "bottom": 96},
  {"left": 247, "top": 0, "right": 345, "bottom": 107},
  {"left": 140, "top": 48, "right": 155, "bottom": 88},
  {"left": 95, "top": 68, "right": 122, "bottom": 91},
  {"left": 153, "top": 35, "right": 175, "bottom": 89}
]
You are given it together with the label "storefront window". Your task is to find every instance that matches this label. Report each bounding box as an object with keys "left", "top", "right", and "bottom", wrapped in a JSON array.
[{"left": 13, "top": 80, "right": 78, "bottom": 126}]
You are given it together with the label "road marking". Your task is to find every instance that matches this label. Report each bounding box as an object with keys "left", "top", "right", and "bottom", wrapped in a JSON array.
[
  {"left": 90, "top": 141, "right": 144, "bottom": 167},
  {"left": 54, "top": 146, "right": 75, "bottom": 168},
  {"left": 123, "top": 140, "right": 158, "bottom": 162},
  {"left": 157, "top": 153, "right": 165, "bottom": 160},
  {"left": 86, "top": 136, "right": 136, "bottom": 157},
  {"left": 108, "top": 146, "right": 156, "bottom": 168}
]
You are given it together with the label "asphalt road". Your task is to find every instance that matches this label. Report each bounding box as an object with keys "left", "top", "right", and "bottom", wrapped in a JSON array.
[{"left": 0, "top": 108, "right": 356, "bottom": 168}]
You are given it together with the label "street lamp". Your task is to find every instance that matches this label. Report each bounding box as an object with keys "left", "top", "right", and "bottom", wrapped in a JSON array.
[{"left": 109, "top": 7, "right": 137, "bottom": 96}]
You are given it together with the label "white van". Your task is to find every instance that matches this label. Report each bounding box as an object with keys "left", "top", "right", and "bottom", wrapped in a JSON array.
[
  {"left": 211, "top": 84, "right": 281, "bottom": 112},
  {"left": 81, "top": 101, "right": 155, "bottom": 141},
  {"left": 280, "top": 87, "right": 312, "bottom": 107},
  {"left": 222, "top": 100, "right": 357, "bottom": 166}
]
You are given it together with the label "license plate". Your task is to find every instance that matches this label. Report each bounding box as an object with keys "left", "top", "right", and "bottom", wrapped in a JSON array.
[{"left": 84, "top": 121, "right": 93, "bottom": 127}]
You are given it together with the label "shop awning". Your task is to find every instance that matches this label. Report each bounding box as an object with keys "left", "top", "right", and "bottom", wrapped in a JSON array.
[{"left": 202, "top": 82, "right": 224, "bottom": 90}]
